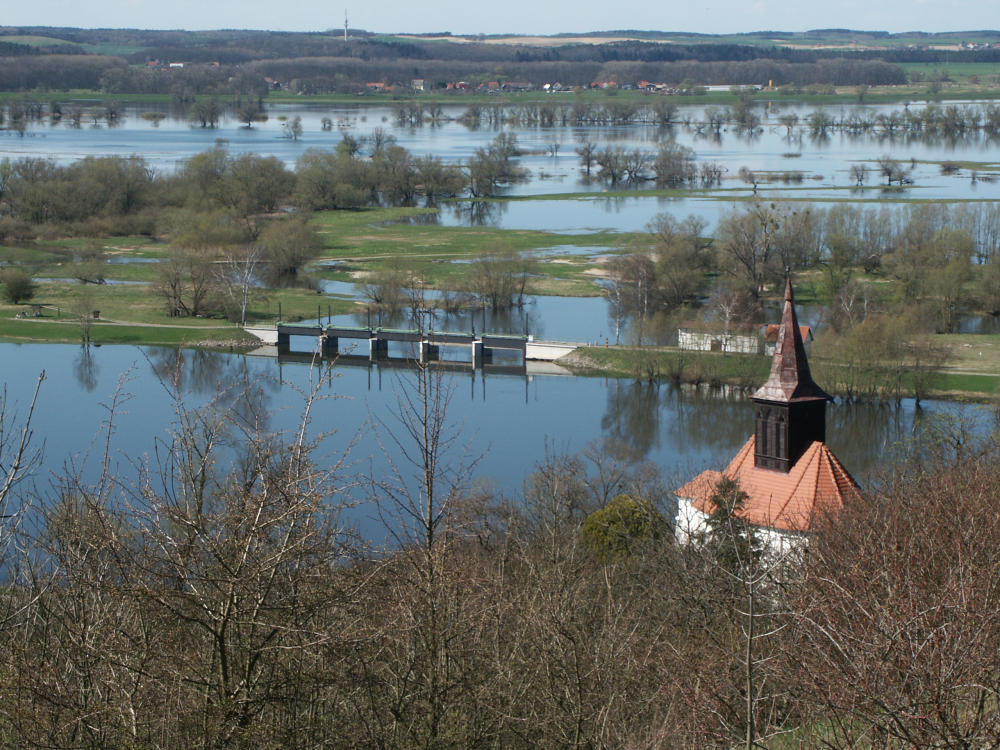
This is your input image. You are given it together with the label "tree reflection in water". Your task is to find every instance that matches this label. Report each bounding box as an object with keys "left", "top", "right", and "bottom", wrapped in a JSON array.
[
  {"left": 600, "top": 380, "right": 661, "bottom": 462},
  {"left": 661, "top": 384, "right": 752, "bottom": 455},
  {"left": 447, "top": 200, "right": 505, "bottom": 227},
  {"left": 147, "top": 347, "right": 245, "bottom": 396},
  {"left": 143, "top": 347, "right": 283, "bottom": 436},
  {"left": 72, "top": 345, "right": 99, "bottom": 393}
]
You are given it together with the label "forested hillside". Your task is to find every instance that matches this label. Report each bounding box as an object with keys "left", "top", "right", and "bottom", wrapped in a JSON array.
[{"left": 2, "top": 25, "right": 977, "bottom": 93}]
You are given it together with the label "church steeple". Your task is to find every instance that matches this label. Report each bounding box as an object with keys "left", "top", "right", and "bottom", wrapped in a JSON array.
[{"left": 751, "top": 277, "right": 832, "bottom": 473}]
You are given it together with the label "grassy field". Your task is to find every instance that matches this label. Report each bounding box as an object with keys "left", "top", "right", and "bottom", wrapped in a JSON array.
[
  {"left": 0, "top": 274, "right": 360, "bottom": 346},
  {"left": 0, "top": 316, "right": 254, "bottom": 347},
  {"left": 0, "top": 35, "right": 73, "bottom": 46},
  {"left": 311, "top": 206, "right": 627, "bottom": 295},
  {"left": 937, "top": 332, "right": 1000, "bottom": 372},
  {"left": 313, "top": 206, "right": 598, "bottom": 257},
  {"left": 899, "top": 61, "right": 1000, "bottom": 82}
]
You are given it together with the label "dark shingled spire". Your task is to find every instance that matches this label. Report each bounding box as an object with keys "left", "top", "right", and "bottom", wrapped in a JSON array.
[
  {"left": 753, "top": 277, "right": 832, "bottom": 404},
  {"left": 751, "top": 277, "right": 832, "bottom": 473}
]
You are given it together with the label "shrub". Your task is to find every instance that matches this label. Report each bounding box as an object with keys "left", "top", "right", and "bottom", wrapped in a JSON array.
[
  {"left": 582, "top": 494, "right": 665, "bottom": 561},
  {"left": 0, "top": 268, "right": 36, "bottom": 304}
]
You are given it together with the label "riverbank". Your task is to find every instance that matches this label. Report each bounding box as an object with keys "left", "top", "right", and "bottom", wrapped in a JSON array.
[
  {"left": 0, "top": 315, "right": 258, "bottom": 349},
  {"left": 563, "top": 344, "right": 1000, "bottom": 403}
]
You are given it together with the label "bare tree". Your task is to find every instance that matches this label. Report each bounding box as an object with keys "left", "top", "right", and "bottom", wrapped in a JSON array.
[
  {"left": 575, "top": 141, "right": 597, "bottom": 176},
  {"left": 877, "top": 154, "right": 911, "bottom": 185},
  {"left": 282, "top": 115, "right": 303, "bottom": 141},
  {"left": 157, "top": 249, "right": 217, "bottom": 317},
  {"left": 0, "top": 371, "right": 44, "bottom": 513},
  {"left": 604, "top": 271, "right": 627, "bottom": 345},
  {"left": 849, "top": 163, "right": 866, "bottom": 186},
  {"left": 129, "top": 368, "right": 355, "bottom": 748},
  {"left": 716, "top": 202, "right": 782, "bottom": 299},
  {"left": 787, "top": 451, "right": 1000, "bottom": 747},
  {"left": 217, "top": 245, "right": 262, "bottom": 325},
  {"left": 361, "top": 335, "right": 487, "bottom": 746},
  {"left": 469, "top": 247, "right": 530, "bottom": 311}
]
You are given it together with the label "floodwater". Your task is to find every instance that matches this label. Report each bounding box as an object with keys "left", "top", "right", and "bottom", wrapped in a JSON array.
[{"left": 5, "top": 99, "right": 1000, "bottom": 233}]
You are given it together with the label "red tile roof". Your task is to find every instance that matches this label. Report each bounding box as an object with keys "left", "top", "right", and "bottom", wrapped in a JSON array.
[{"left": 676, "top": 436, "right": 859, "bottom": 532}]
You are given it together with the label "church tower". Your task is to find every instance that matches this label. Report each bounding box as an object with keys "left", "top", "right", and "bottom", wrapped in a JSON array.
[
  {"left": 750, "top": 278, "right": 832, "bottom": 473},
  {"left": 675, "top": 276, "right": 858, "bottom": 544}
]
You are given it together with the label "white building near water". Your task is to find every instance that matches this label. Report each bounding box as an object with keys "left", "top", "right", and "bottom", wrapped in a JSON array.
[
  {"left": 676, "top": 326, "right": 760, "bottom": 354},
  {"left": 677, "top": 324, "right": 813, "bottom": 356}
]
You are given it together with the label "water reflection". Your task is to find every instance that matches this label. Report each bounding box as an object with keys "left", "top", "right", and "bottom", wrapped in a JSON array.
[
  {"left": 828, "top": 401, "right": 910, "bottom": 473},
  {"left": 902, "top": 401, "right": 998, "bottom": 466},
  {"left": 957, "top": 313, "right": 1000, "bottom": 335},
  {"left": 446, "top": 200, "right": 506, "bottom": 227},
  {"left": 386, "top": 212, "right": 442, "bottom": 227},
  {"left": 339, "top": 303, "right": 537, "bottom": 338},
  {"left": 600, "top": 380, "right": 662, "bottom": 461},
  {"left": 145, "top": 346, "right": 279, "bottom": 402},
  {"left": 73, "top": 345, "right": 98, "bottom": 392},
  {"left": 661, "top": 385, "right": 751, "bottom": 456}
]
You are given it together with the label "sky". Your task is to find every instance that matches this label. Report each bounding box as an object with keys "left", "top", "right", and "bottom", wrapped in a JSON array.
[{"left": 3, "top": 0, "right": 995, "bottom": 36}]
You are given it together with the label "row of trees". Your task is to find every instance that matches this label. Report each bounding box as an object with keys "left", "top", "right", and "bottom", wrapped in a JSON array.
[
  {"left": 797, "top": 100, "right": 1000, "bottom": 139},
  {"left": 0, "top": 358, "right": 996, "bottom": 747},
  {"left": 362, "top": 246, "right": 534, "bottom": 316},
  {"left": 0, "top": 135, "right": 524, "bottom": 237},
  {"left": 605, "top": 201, "right": 1000, "bottom": 342},
  {"left": 5, "top": 25, "right": 994, "bottom": 67},
  {"left": 581, "top": 142, "right": 724, "bottom": 187},
  {"left": 439, "top": 100, "right": 1000, "bottom": 152},
  {"left": 242, "top": 57, "right": 906, "bottom": 95},
  {"left": 0, "top": 51, "right": 906, "bottom": 95},
  {"left": 155, "top": 216, "right": 320, "bottom": 322},
  {"left": 459, "top": 99, "right": 682, "bottom": 128},
  {"left": 10, "top": 97, "right": 1000, "bottom": 150}
]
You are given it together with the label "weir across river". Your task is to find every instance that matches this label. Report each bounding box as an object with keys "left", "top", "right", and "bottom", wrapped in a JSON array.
[{"left": 271, "top": 322, "right": 575, "bottom": 368}]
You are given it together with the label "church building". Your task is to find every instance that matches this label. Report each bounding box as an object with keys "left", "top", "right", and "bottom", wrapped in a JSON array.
[{"left": 675, "top": 278, "right": 859, "bottom": 553}]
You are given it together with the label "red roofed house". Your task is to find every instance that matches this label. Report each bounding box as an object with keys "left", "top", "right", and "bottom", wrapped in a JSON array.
[
  {"left": 764, "top": 323, "right": 811, "bottom": 356},
  {"left": 675, "top": 278, "right": 858, "bottom": 553}
]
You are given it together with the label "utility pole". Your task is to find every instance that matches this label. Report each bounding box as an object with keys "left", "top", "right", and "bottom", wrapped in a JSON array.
[{"left": 344, "top": 9, "right": 348, "bottom": 42}]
